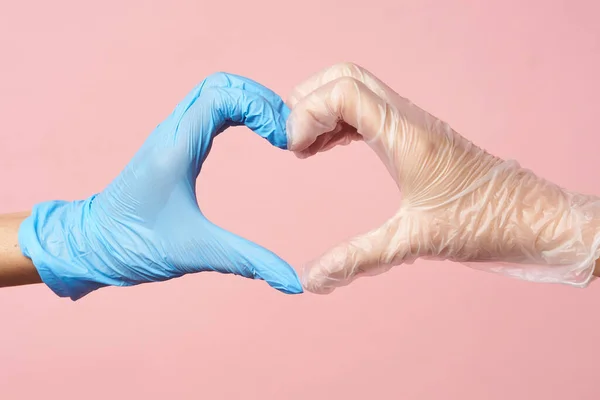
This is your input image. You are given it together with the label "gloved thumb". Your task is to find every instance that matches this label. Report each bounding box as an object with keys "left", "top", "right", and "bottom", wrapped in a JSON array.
[
  {"left": 302, "top": 216, "right": 411, "bottom": 294},
  {"left": 205, "top": 223, "right": 303, "bottom": 295}
]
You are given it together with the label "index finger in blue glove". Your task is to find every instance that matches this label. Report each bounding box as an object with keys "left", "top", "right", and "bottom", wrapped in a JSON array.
[
  {"left": 202, "top": 72, "right": 289, "bottom": 120},
  {"left": 171, "top": 72, "right": 290, "bottom": 149},
  {"left": 179, "top": 86, "right": 290, "bottom": 162}
]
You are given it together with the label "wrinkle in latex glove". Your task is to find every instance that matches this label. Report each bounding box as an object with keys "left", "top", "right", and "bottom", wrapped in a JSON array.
[
  {"left": 19, "top": 72, "right": 302, "bottom": 300},
  {"left": 287, "top": 62, "right": 600, "bottom": 294}
]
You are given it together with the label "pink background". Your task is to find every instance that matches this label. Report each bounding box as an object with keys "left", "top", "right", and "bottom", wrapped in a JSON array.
[{"left": 1, "top": 0, "right": 600, "bottom": 399}]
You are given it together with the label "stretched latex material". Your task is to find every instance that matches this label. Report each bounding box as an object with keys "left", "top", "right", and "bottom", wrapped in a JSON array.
[
  {"left": 19, "top": 73, "right": 303, "bottom": 300},
  {"left": 286, "top": 62, "right": 600, "bottom": 294}
]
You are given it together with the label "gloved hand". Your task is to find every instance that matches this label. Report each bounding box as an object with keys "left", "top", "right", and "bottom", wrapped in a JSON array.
[
  {"left": 19, "top": 72, "right": 303, "bottom": 300},
  {"left": 287, "top": 62, "right": 600, "bottom": 294}
]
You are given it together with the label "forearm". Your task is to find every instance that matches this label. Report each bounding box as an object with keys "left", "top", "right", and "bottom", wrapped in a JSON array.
[{"left": 0, "top": 212, "right": 42, "bottom": 287}]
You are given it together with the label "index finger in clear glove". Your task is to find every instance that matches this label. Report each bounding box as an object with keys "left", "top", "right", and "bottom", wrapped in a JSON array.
[
  {"left": 287, "top": 62, "right": 398, "bottom": 109},
  {"left": 286, "top": 76, "right": 393, "bottom": 153}
]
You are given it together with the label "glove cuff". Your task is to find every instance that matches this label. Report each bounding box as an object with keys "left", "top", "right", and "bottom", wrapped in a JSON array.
[{"left": 18, "top": 199, "right": 107, "bottom": 300}]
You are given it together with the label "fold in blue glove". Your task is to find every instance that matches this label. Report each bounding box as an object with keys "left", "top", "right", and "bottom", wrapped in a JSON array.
[{"left": 18, "top": 72, "right": 303, "bottom": 300}]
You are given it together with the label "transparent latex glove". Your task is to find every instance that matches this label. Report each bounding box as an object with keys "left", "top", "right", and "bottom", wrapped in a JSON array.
[
  {"left": 286, "top": 62, "right": 600, "bottom": 294},
  {"left": 19, "top": 72, "right": 303, "bottom": 300}
]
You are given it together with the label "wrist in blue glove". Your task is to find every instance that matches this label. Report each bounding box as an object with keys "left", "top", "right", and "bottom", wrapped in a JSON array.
[{"left": 18, "top": 72, "right": 303, "bottom": 300}]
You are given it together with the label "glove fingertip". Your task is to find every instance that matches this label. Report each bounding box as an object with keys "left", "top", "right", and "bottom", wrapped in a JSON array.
[
  {"left": 302, "top": 262, "right": 339, "bottom": 295},
  {"left": 265, "top": 276, "right": 304, "bottom": 295},
  {"left": 256, "top": 258, "right": 304, "bottom": 295},
  {"left": 222, "top": 230, "right": 303, "bottom": 294}
]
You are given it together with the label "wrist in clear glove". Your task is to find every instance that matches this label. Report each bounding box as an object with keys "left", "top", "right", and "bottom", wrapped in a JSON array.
[{"left": 401, "top": 159, "right": 600, "bottom": 287}]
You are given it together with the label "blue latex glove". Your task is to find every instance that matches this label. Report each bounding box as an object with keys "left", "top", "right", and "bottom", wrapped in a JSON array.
[{"left": 18, "top": 72, "right": 303, "bottom": 300}]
